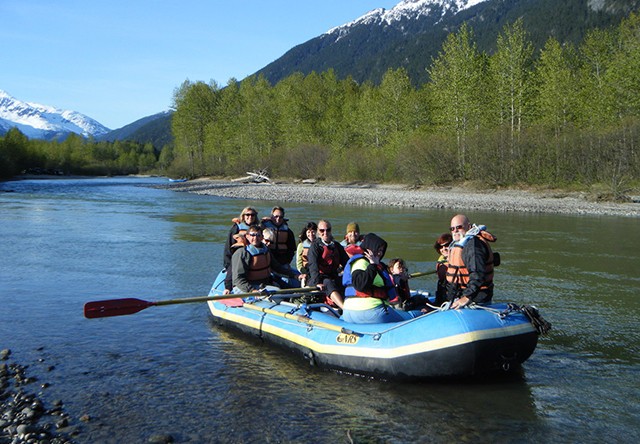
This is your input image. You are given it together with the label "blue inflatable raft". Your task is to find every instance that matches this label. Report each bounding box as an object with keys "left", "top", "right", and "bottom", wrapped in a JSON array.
[{"left": 207, "top": 271, "right": 542, "bottom": 381}]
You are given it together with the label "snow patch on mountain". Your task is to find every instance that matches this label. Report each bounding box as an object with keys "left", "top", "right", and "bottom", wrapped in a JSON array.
[
  {"left": 0, "top": 89, "right": 110, "bottom": 140},
  {"left": 327, "top": 0, "right": 487, "bottom": 39}
]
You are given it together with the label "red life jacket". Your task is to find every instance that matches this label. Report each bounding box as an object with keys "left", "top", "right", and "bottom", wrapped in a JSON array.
[
  {"left": 318, "top": 242, "right": 341, "bottom": 276},
  {"left": 344, "top": 244, "right": 363, "bottom": 257}
]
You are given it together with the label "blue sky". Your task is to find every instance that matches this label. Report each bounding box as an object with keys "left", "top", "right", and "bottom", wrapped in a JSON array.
[{"left": 0, "top": 1, "right": 399, "bottom": 130}]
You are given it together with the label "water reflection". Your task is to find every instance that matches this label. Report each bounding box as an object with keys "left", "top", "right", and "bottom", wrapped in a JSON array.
[{"left": 206, "top": 319, "right": 541, "bottom": 442}]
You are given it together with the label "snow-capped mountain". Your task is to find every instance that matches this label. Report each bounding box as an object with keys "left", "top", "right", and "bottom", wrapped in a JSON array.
[
  {"left": 0, "top": 89, "right": 110, "bottom": 140},
  {"left": 327, "top": 0, "right": 487, "bottom": 40},
  {"left": 255, "top": 0, "right": 493, "bottom": 86}
]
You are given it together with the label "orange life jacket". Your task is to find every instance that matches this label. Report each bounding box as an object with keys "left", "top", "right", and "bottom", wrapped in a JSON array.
[
  {"left": 245, "top": 247, "right": 271, "bottom": 282},
  {"left": 300, "top": 239, "right": 311, "bottom": 268},
  {"left": 446, "top": 231, "right": 495, "bottom": 293},
  {"left": 261, "top": 218, "right": 292, "bottom": 255}
]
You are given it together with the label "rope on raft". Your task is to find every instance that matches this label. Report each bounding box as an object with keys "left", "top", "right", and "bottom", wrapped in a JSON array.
[
  {"left": 470, "top": 303, "right": 552, "bottom": 335},
  {"left": 255, "top": 292, "right": 551, "bottom": 338}
]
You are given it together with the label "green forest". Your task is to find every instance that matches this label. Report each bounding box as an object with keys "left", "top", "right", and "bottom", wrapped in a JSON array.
[{"left": 2, "top": 14, "right": 639, "bottom": 199}]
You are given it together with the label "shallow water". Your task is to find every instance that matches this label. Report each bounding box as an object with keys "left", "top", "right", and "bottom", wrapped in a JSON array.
[{"left": 1, "top": 177, "right": 638, "bottom": 443}]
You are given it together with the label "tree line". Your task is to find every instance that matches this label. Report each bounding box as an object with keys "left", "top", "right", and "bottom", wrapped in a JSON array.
[
  {"left": 2, "top": 14, "right": 639, "bottom": 199},
  {"left": 171, "top": 15, "right": 640, "bottom": 198},
  {"left": 0, "top": 130, "right": 162, "bottom": 179}
]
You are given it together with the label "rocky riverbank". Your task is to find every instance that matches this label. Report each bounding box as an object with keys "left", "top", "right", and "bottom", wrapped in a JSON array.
[
  {"left": 1, "top": 349, "right": 78, "bottom": 443},
  {"left": 161, "top": 179, "right": 640, "bottom": 218}
]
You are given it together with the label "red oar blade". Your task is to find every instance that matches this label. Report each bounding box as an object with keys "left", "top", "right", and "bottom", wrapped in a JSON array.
[{"left": 84, "top": 298, "right": 154, "bottom": 319}]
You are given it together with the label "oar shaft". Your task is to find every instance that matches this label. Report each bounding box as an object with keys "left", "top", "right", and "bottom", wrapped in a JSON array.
[
  {"left": 409, "top": 270, "right": 437, "bottom": 278},
  {"left": 151, "top": 288, "right": 318, "bottom": 306},
  {"left": 84, "top": 287, "right": 318, "bottom": 318}
]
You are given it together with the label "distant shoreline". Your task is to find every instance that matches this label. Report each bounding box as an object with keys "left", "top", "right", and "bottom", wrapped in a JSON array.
[
  {"left": 6, "top": 174, "right": 638, "bottom": 217},
  {"left": 162, "top": 178, "right": 640, "bottom": 218}
]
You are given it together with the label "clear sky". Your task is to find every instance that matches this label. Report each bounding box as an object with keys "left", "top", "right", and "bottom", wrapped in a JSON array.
[{"left": 0, "top": 1, "right": 399, "bottom": 130}]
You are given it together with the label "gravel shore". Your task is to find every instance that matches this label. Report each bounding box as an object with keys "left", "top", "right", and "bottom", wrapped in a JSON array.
[
  {"left": 162, "top": 179, "right": 640, "bottom": 218},
  {"left": 1, "top": 349, "right": 78, "bottom": 443}
]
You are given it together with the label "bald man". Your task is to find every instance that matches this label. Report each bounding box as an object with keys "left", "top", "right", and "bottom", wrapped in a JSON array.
[{"left": 445, "top": 214, "right": 497, "bottom": 309}]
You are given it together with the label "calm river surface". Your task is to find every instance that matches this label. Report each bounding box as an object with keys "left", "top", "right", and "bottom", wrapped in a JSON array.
[{"left": 1, "top": 177, "right": 638, "bottom": 443}]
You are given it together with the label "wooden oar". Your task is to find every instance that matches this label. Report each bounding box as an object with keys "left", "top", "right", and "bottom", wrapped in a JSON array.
[
  {"left": 409, "top": 270, "right": 437, "bottom": 278},
  {"left": 84, "top": 287, "right": 319, "bottom": 319},
  {"left": 242, "top": 303, "right": 360, "bottom": 336}
]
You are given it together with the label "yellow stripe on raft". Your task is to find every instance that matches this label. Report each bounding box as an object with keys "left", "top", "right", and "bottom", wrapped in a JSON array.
[{"left": 208, "top": 302, "right": 535, "bottom": 360}]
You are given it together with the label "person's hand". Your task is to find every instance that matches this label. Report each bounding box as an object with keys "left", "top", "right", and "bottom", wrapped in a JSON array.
[
  {"left": 223, "top": 289, "right": 231, "bottom": 295},
  {"left": 452, "top": 296, "right": 470, "bottom": 309},
  {"left": 364, "top": 248, "right": 379, "bottom": 265},
  {"left": 316, "top": 283, "right": 325, "bottom": 291}
]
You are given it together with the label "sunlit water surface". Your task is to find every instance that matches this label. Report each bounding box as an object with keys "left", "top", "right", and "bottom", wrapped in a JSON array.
[{"left": 1, "top": 177, "right": 638, "bottom": 443}]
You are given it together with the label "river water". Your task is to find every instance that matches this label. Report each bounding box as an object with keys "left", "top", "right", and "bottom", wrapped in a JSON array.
[{"left": 0, "top": 177, "right": 638, "bottom": 443}]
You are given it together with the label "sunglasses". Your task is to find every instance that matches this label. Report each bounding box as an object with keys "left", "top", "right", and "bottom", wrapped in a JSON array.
[
  {"left": 243, "top": 213, "right": 257, "bottom": 217},
  {"left": 318, "top": 228, "right": 332, "bottom": 233},
  {"left": 246, "top": 232, "right": 262, "bottom": 237},
  {"left": 450, "top": 224, "right": 465, "bottom": 232},
  {"left": 440, "top": 244, "right": 449, "bottom": 249},
  {"left": 273, "top": 215, "right": 283, "bottom": 219}
]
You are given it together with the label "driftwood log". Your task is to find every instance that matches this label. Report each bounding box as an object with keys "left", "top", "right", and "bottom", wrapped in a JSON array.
[{"left": 231, "top": 170, "right": 272, "bottom": 184}]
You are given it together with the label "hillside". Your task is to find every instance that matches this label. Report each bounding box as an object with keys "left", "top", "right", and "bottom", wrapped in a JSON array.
[
  {"left": 255, "top": 0, "right": 640, "bottom": 86},
  {"left": 98, "top": 111, "right": 173, "bottom": 148}
]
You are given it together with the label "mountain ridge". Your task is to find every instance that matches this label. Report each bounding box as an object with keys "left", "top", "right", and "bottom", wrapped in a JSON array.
[
  {"left": 254, "top": 0, "right": 640, "bottom": 86},
  {"left": 0, "top": 89, "right": 111, "bottom": 141}
]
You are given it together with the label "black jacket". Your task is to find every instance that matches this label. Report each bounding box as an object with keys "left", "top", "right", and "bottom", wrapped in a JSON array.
[{"left": 307, "top": 238, "right": 348, "bottom": 286}]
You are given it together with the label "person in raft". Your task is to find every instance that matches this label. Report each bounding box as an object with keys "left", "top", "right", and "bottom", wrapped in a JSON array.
[
  {"left": 307, "top": 219, "right": 349, "bottom": 309},
  {"left": 387, "top": 257, "right": 411, "bottom": 309},
  {"left": 232, "top": 225, "right": 299, "bottom": 293},
  {"left": 340, "top": 222, "right": 364, "bottom": 257},
  {"left": 341, "top": 233, "right": 416, "bottom": 324},
  {"left": 433, "top": 232, "right": 453, "bottom": 306},
  {"left": 295, "top": 221, "right": 318, "bottom": 288},
  {"left": 260, "top": 206, "right": 297, "bottom": 267},
  {"left": 222, "top": 207, "right": 259, "bottom": 294},
  {"left": 446, "top": 214, "right": 498, "bottom": 309}
]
